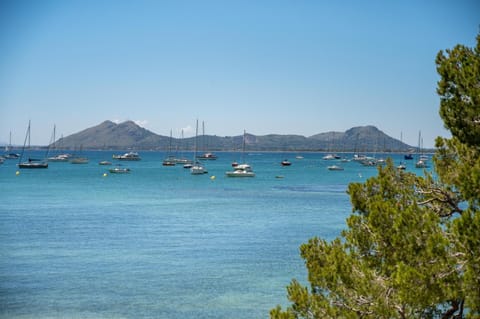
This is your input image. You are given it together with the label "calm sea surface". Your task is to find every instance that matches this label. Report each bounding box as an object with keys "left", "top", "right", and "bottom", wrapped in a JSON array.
[{"left": 0, "top": 151, "right": 428, "bottom": 319}]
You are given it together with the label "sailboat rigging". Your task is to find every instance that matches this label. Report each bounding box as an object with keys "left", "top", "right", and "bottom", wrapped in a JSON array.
[
  {"left": 191, "top": 119, "right": 207, "bottom": 175},
  {"left": 226, "top": 130, "right": 255, "bottom": 177}
]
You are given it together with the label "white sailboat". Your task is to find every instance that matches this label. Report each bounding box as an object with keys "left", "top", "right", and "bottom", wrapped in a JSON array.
[
  {"left": 48, "top": 125, "right": 70, "bottom": 162},
  {"left": 4, "top": 131, "right": 20, "bottom": 159},
  {"left": 415, "top": 131, "right": 429, "bottom": 168},
  {"left": 197, "top": 121, "right": 217, "bottom": 160},
  {"left": 162, "top": 129, "right": 176, "bottom": 166},
  {"left": 191, "top": 119, "right": 207, "bottom": 175},
  {"left": 226, "top": 130, "right": 255, "bottom": 177}
]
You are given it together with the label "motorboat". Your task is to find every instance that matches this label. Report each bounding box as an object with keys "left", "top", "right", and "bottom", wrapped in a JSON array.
[
  {"left": 361, "top": 159, "right": 377, "bottom": 166},
  {"left": 109, "top": 166, "right": 130, "bottom": 174},
  {"left": 415, "top": 160, "right": 428, "bottom": 168},
  {"left": 327, "top": 165, "right": 344, "bottom": 171},
  {"left": 281, "top": 159, "right": 292, "bottom": 166},
  {"left": 48, "top": 154, "right": 70, "bottom": 162},
  {"left": 113, "top": 151, "right": 141, "bottom": 161},
  {"left": 226, "top": 164, "right": 255, "bottom": 177},
  {"left": 4, "top": 153, "right": 20, "bottom": 159},
  {"left": 352, "top": 154, "right": 368, "bottom": 162},
  {"left": 99, "top": 160, "right": 112, "bottom": 165},
  {"left": 197, "top": 152, "right": 217, "bottom": 160},
  {"left": 173, "top": 157, "right": 192, "bottom": 165}
]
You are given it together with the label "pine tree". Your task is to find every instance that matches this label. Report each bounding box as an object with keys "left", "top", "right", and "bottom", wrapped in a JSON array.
[{"left": 271, "top": 32, "right": 480, "bottom": 319}]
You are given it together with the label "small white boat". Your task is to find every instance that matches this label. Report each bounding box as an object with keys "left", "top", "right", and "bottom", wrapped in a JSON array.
[
  {"left": 4, "top": 153, "right": 20, "bottom": 159},
  {"left": 48, "top": 154, "right": 70, "bottom": 162},
  {"left": 327, "top": 165, "right": 344, "bottom": 171},
  {"left": 174, "top": 157, "right": 192, "bottom": 165},
  {"left": 323, "top": 154, "right": 336, "bottom": 160},
  {"left": 415, "top": 160, "right": 428, "bottom": 168},
  {"left": 109, "top": 166, "right": 130, "bottom": 174},
  {"left": 226, "top": 164, "right": 255, "bottom": 177},
  {"left": 99, "top": 160, "right": 112, "bottom": 165},
  {"left": 113, "top": 151, "right": 141, "bottom": 161},
  {"left": 197, "top": 152, "right": 218, "bottom": 160},
  {"left": 281, "top": 159, "right": 292, "bottom": 166},
  {"left": 352, "top": 154, "right": 368, "bottom": 162}
]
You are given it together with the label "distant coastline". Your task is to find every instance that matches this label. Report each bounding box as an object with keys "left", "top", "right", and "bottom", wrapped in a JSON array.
[{"left": 3, "top": 120, "right": 436, "bottom": 153}]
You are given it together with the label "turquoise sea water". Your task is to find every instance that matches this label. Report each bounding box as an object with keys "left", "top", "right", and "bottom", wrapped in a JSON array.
[{"left": 0, "top": 151, "right": 429, "bottom": 319}]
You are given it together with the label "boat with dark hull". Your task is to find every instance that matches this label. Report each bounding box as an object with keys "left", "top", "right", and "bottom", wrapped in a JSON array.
[
  {"left": 17, "top": 121, "right": 48, "bottom": 169},
  {"left": 18, "top": 160, "right": 48, "bottom": 169}
]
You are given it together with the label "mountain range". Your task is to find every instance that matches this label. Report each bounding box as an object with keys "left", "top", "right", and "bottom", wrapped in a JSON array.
[{"left": 52, "top": 120, "right": 415, "bottom": 152}]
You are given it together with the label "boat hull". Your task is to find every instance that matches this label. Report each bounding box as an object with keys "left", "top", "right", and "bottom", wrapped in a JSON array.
[
  {"left": 18, "top": 162, "right": 48, "bottom": 169},
  {"left": 109, "top": 168, "right": 130, "bottom": 173},
  {"left": 225, "top": 172, "right": 255, "bottom": 177}
]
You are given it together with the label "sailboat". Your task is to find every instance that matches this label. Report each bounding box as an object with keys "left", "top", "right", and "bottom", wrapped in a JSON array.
[
  {"left": 18, "top": 121, "right": 48, "bottom": 169},
  {"left": 415, "top": 131, "right": 429, "bottom": 168},
  {"left": 175, "top": 129, "right": 193, "bottom": 165},
  {"left": 162, "top": 129, "right": 176, "bottom": 166},
  {"left": 48, "top": 125, "right": 70, "bottom": 162},
  {"left": 4, "top": 131, "right": 20, "bottom": 159},
  {"left": 191, "top": 119, "right": 207, "bottom": 175},
  {"left": 197, "top": 121, "right": 217, "bottom": 160},
  {"left": 70, "top": 144, "right": 89, "bottom": 164},
  {"left": 226, "top": 130, "right": 255, "bottom": 177},
  {"left": 401, "top": 132, "right": 414, "bottom": 160}
]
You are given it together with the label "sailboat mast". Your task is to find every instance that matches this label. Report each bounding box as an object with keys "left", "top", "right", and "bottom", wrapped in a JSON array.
[
  {"left": 202, "top": 121, "right": 205, "bottom": 153},
  {"left": 242, "top": 130, "right": 246, "bottom": 163},
  {"left": 28, "top": 122, "right": 31, "bottom": 149},
  {"left": 53, "top": 125, "right": 56, "bottom": 149},
  {"left": 193, "top": 119, "right": 198, "bottom": 161},
  {"left": 5, "top": 131, "right": 11, "bottom": 152},
  {"left": 19, "top": 121, "right": 30, "bottom": 165}
]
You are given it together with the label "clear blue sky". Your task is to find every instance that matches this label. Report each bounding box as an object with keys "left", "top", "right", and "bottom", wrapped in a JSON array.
[{"left": 1, "top": 0, "right": 478, "bottom": 147}]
